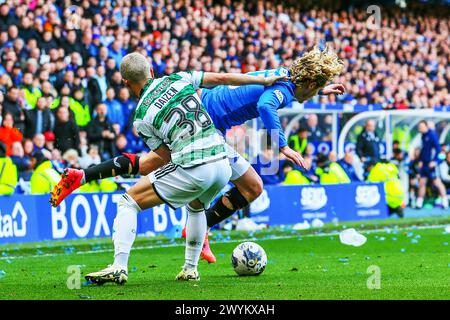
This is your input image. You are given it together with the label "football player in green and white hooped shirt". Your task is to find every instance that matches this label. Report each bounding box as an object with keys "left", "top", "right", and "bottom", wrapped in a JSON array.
[
  {"left": 84, "top": 52, "right": 287, "bottom": 284},
  {"left": 133, "top": 70, "right": 226, "bottom": 168}
]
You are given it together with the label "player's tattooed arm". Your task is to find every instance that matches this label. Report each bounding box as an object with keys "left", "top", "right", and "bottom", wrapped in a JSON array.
[{"left": 202, "top": 72, "right": 287, "bottom": 88}]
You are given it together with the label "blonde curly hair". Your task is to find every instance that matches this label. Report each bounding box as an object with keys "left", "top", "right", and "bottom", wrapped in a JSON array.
[{"left": 289, "top": 46, "right": 344, "bottom": 88}]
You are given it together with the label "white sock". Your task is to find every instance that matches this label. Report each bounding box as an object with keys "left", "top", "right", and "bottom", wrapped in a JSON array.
[
  {"left": 184, "top": 205, "right": 206, "bottom": 271},
  {"left": 416, "top": 197, "right": 423, "bottom": 208},
  {"left": 442, "top": 197, "right": 449, "bottom": 209},
  {"left": 112, "top": 194, "right": 141, "bottom": 269},
  {"left": 114, "top": 253, "right": 129, "bottom": 268}
]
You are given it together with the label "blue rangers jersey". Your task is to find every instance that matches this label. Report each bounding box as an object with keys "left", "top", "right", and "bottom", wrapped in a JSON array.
[{"left": 200, "top": 67, "right": 296, "bottom": 148}]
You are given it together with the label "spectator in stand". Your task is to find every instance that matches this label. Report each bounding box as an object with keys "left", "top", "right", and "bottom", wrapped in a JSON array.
[
  {"left": 50, "top": 148, "right": 65, "bottom": 174},
  {"left": 61, "top": 29, "right": 83, "bottom": 56},
  {"left": 40, "top": 31, "right": 58, "bottom": 53},
  {"left": 20, "top": 72, "right": 42, "bottom": 109},
  {"left": 0, "top": 3, "right": 15, "bottom": 32},
  {"left": 29, "top": 150, "right": 60, "bottom": 194},
  {"left": 337, "top": 152, "right": 362, "bottom": 182},
  {"left": 86, "top": 103, "right": 116, "bottom": 160},
  {"left": 24, "top": 96, "right": 53, "bottom": 139},
  {"left": 321, "top": 114, "right": 333, "bottom": 141},
  {"left": 79, "top": 144, "right": 101, "bottom": 169},
  {"left": 282, "top": 160, "right": 311, "bottom": 185},
  {"left": 108, "top": 71, "right": 123, "bottom": 96},
  {"left": 356, "top": 119, "right": 381, "bottom": 164},
  {"left": 104, "top": 58, "right": 117, "bottom": 82},
  {"left": 32, "top": 133, "right": 46, "bottom": 153},
  {"left": 3, "top": 86, "right": 25, "bottom": 133},
  {"left": 152, "top": 50, "right": 166, "bottom": 77},
  {"left": 125, "top": 126, "right": 150, "bottom": 154},
  {"left": 391, "top": 140, "right": 408, "bottom": 169},
  {"left": 305, "top": 114, "right": 323, "bottom": 142},
  {"left": 53, "top": 106, "right": 80, "bottom": 154},
  {"left": 288, "top": 127, "right": 308, "bottom": 155},
  {"left": 62, "top": 148, "right": 81, "bottom": 169},
  {"left": 22, "top": 138, "right": 34, "bottom": 158},
  {"left": 43, "top": 131, "right": 56, "bottom": 151},
  {"left": 108, "top": 40, "right": 125, "bottom": 68},
  {"left": 0, "top": 141, "right": 17, "bottom": 195},
  {"left": 252, "top": 144, "right": 282, "bottom": 185},
  {"left": 115, "top": 134, "right": 132, "bottom": 155},
  {"left": 118, "top": 87, "right": 136, "bottom": 132},
  {"left": 10, "top": 141, "right": 31, "bottom": 180},
  {"left": 86, "top": 67, "right": 102, "bottom": 113},
  {"left": 70, "top": 88, "right": 91, "bottom": 129},
  {"left": 103, "top": 87, "right": 124, "bottom": 132},
  {"left": 0, "top": 112, "right": 23, "bottom": 156},
  {"left": 94, "top": 65, "right": 108, "bottom": 102}
]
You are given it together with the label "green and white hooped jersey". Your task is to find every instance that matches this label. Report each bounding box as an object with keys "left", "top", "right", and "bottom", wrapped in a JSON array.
[{"left": 133, "top": 71, "right": 226, "bottom": 168}]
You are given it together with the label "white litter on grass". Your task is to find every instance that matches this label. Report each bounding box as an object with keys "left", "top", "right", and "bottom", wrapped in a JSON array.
[
  {"left": 311, "top": 218, "right": 324, "bottom": 228},
  {"left": 144, "top": 231, "right": 156, "bottom": 237},
  {"left": 339, "top": 228, "right": 367, "bottom": 247},
  {"left": 445, "top": 225, "right": 450, "bottom": 233},
  {"left": 2, "top": 224, "right": 446, "bottom": 261},
  {"left": 293, "top": 220, "right": 311, "bottom": 231},
  {"left": 235, "top": 218, "right": 266, "bottom": 232}
]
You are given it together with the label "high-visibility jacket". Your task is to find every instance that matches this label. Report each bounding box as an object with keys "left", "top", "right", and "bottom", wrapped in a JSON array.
[
  {"left": 51, "top": 97, "right": 91, "bottom": 127},
  {"left": 22, "top": 86, "right": 42, "bottom": 109},
  {"left": 392, "top": 125, "right": 411, "bottom": 151},
  {"left": 367, "top": 163, "right": 398, "bottom": 182},
  {"left": 284, "top": 170, "right": 310, "bottom": 185},
  {"left": 367, "top": 162, "right": 404, "bottom": 209},
  {"left": 288, "top": 135, "right": 308, "bottom": 154},
  {"left": 79, "top": 178, "right": 118, "bottom": 193},
  {"left": 0, "top": 157, "right": 18, "bottom": 195},
  {"left": 316, "top": 162, "right": 351, "bottom": 184},
  {"left": 30, "top": 161, "right": 61, "bottom": 194}
]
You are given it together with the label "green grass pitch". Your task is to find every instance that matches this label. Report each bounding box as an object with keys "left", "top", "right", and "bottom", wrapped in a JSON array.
[{"left": 0, "top": 216, "right": 449, "bottom": 300}]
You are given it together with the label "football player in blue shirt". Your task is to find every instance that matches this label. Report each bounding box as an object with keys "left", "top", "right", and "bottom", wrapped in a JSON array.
[{"left": 51, "top": 46, "right": 345, "bottom": 262}]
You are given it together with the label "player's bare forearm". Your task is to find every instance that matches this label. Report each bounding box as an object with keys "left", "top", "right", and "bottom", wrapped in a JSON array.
[
  {"left": 202, "top": 72, "right": 287, "bottom": 88},
  {"left": 139, "top": 146, "right": 171, "bottom": 175}
]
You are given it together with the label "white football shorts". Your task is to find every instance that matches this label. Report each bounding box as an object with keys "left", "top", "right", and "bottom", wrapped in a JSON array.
[
  {"left": 148, "top": 158, "right": 231, "bottom": 209},
  {"left": 225, "top": 144, "right": 251, "bottom": 181}
]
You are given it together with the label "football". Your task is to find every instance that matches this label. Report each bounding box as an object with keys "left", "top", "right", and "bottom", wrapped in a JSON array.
[{"left": 231, "top": 242, "right": 267, "bottom": 276}]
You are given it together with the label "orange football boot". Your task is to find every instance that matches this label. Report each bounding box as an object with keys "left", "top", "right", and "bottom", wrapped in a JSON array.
[
  {"left": 50, "top": 168, "right": 84, "bottom": 207},
  {"left": 181, "top": 227, "right": 216, "bottom": 264}
]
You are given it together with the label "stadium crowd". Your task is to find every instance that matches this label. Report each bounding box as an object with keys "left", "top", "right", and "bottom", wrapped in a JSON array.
[{"left": 0, "top": 0, "right": 449, "bottom": 208}]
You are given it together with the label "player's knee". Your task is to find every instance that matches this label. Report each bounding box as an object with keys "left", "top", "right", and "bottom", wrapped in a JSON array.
[
  {"left": 187, "top": 200, "right": 204, "bottom": 213},
  {"left": 118, "top": 193, "right": 142, "bottom": 212},
  {"left": 244, "top": 175, "right": 263, "bottom": 202}
]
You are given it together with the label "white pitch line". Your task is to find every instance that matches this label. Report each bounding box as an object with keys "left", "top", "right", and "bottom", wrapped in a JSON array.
[{"left": 0, "top": 224, "right": 448, "bottom": 261}]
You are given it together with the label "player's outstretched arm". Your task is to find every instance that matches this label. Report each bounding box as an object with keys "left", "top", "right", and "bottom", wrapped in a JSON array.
[
  {"left": 49, "top": 149, "right": 170, "bottom": 207},
  {"left": 320, "top": 83, "right": 346, "bottom": 95},
  {"left": 202, "top": 72, "right": 287, "bottom": 88}
]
